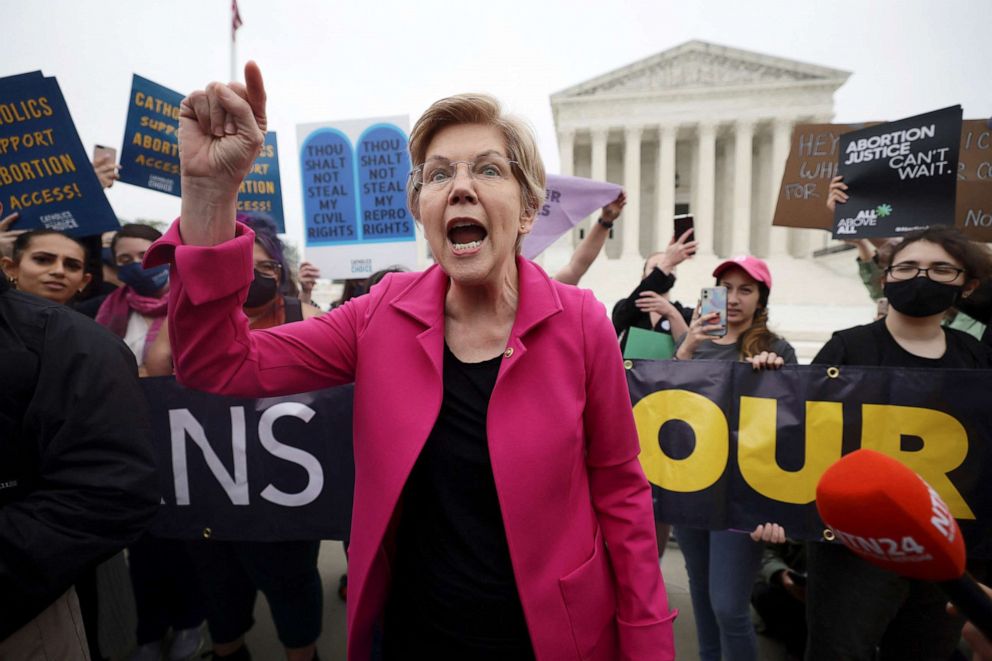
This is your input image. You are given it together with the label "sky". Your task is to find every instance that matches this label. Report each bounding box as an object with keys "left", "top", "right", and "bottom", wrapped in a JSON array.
[{"left": 7, "top": 0, "right": 991, "bottom": 250}]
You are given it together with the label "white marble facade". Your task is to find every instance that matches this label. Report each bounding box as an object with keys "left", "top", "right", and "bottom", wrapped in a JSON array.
[{"left": 549, "top": 40, "right": 850, "bottom": 261}]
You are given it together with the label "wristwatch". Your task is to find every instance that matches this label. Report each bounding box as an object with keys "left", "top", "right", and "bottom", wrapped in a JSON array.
[{"left": 597, "top": 216, "right": 614, "bottom": 229}]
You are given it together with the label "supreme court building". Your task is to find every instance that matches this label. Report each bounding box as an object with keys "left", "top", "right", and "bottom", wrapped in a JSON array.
[{"left": 543, "top": 41, "right": 873, "bottom": 358}]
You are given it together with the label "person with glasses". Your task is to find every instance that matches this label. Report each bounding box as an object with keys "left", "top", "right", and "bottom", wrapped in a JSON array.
[
  {"left": 808, "top": 226, "right": 992, "bottom": 660},
  {"left": 144, "top": 62, "right": 675, "bottom": 661}
]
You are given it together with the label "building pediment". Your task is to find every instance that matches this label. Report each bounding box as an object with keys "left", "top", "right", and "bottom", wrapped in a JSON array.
[{"left": 553, "top": 40, "right": 850, "bottom": 99}]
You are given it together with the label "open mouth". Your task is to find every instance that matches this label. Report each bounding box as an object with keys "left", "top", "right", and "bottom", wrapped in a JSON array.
[{"left": 447, "top": 221, "right": 488, "bottom": 254}]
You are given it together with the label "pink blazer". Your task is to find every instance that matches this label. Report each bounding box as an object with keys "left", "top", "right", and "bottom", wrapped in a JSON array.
[{"left": 147, "top": 221, "right": 676, "bottom": 661}]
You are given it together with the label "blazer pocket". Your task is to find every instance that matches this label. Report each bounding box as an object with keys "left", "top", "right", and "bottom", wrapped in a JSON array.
[{"left": 559, "top": 527, "right": 617, "bottom": 660}]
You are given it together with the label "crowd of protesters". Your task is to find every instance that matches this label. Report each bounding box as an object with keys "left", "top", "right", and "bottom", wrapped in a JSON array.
[{"left": 3, "top": 63, "right": 992, "bottom": 661}]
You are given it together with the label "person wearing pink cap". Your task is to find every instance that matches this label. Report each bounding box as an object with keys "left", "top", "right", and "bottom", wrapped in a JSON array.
[{"left": 673, "top": 254, "right": 796, "bottom": 661}]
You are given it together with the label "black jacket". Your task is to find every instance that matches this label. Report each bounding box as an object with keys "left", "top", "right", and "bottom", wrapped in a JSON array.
[
  {"left": 0, "top": 278, "right": 159, "bottom": 639},
  {"left": 611, "top": 268, "right": 691, "bottom": 351}
]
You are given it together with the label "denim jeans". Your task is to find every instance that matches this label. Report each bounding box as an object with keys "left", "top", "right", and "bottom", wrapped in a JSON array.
[{"left": 676, "top": 526, "right": 764, "bottom": 661}]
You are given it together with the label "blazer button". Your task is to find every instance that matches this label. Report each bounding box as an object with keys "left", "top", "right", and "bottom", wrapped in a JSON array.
[{"left": 504, "top": 347, "right": 514, "bottom": 358}]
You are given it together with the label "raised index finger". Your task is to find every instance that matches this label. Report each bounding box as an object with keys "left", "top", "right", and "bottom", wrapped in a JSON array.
[
  {"left": 0, "top": 212, "right": 19, "bottom": 230},
  {"left": 244, "top": 61, "right": 267, "bottom": 132}
]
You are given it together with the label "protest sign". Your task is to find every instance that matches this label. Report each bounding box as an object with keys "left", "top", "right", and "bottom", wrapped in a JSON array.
[
  {"left": 0, "top": 72, "right": 119, "bottom": 235},
  {"left": 143, "top": 377, "right": 355, "bottom": 541},
  {"left": 521, "top": 173, "right": 622, "bottom": 259},
  {"left": 833, "top": 106, "right": 962, "bottom": 239},
  {"left": 958, "top": 120, "right": 992, "bottom": 241},
  {"left": 627, "top": 360, "right": 992, "bottom": 552},
  {"left": 236, "top": 131, "right": 286, "bottom": 232},
  {"left": 118, "top": 74, "right": 183, "bottom": 196},
  {"left": 773, "top": 114, "right": 992, "bottom": 241},
  {"left": 296, "top": 117, "right": 417, "bottom": 279}
]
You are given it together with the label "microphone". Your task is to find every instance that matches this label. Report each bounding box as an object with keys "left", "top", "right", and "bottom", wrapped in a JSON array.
[{"left": 816, "top": 449, "right": 992, "bottom": 641}]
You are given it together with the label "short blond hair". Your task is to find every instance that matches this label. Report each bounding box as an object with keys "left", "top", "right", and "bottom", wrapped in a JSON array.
[{"left": 406, "top": 93, "right": 546, "bottom": 223}]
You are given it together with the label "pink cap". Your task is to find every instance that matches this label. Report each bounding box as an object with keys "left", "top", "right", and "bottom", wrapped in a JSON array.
[{"left": 712, "top": 255, "right": 772, "bottom": 291}]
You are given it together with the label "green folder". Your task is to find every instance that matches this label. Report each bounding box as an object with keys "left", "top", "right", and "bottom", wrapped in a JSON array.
[{"left": 623, "top": 327, "right": 675, "bottom": 361}]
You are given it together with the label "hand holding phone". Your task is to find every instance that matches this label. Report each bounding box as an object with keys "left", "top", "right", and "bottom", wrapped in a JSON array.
[
  {"left": 92, "top": 145, "right": 119, "bottom": 189},
  {"left": 699, "top": 286, "right": 727, "bottom": 337}
]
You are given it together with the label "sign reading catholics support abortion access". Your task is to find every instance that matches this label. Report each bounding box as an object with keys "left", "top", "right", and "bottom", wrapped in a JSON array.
[
  {"left": 119, "top": 75, "right": 184, "bottom": 196},
  {"left": 834, "top": 106, "right": 962, "bottom": 238},
  {"left": 297, "top": 116, "right": 417, "bottom": 279},
  {"left": 119, "top": 75, "right": 286, "bottom": 230},
  {"left": 627, "top": 360, "right": 992, "bottom": 552},
  {"left": 0, "top": 71, "right": 119, "bottom": 235}
]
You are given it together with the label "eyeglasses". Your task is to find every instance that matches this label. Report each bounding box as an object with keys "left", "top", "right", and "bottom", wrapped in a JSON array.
[
  {"left": 410, "top": 154, "right": 518, "bottom": 191},
  {"left": 254, "top": 260, "right": 283, "bottom": 278},
  {"left": 886, "top": 262, "right": 966, "bottom": 283}
]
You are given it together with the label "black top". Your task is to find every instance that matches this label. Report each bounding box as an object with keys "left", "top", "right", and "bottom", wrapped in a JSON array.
[
  {"left": 812, "top": 318, "right": 992, "bottom": 368},
  {"left": 612, "top": 267, "right": 691, "bottom": 351},
  {"left": 385, "top": 344, "right": 534, "bottom": 659},
  {"left": 0, "top": 278, "right": 159, "bottom": 637}
]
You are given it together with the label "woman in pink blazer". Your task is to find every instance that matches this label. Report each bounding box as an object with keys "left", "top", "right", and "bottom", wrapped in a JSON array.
[{"left": 146, "top": 62, "right": 676, "bottom": 661}]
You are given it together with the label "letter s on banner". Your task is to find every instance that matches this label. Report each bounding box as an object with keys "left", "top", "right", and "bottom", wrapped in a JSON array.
[
  {"left": 258, "top": 402, "right": 324, "bottom": 507},
  {"left": 860, "top": 404, "right": 974, "bottom": 519},
  {"left": 738, "top": 398, "right": 844, "bottom": 504},
  {"left": 633, "top": 390, "right": 729, "bottom": 492}
]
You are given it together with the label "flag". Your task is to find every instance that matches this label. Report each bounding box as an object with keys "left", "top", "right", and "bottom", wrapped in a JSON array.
[
  {"left": 232, "top": 0, "right": 243, "bottom": 40},
  {"left": 521, "top": 174, "right": 623, "bottom": 260}
]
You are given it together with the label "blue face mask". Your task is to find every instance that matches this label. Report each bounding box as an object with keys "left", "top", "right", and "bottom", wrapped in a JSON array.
[{"left": 117, "top": 262, "right": 169, "bottom": 296}]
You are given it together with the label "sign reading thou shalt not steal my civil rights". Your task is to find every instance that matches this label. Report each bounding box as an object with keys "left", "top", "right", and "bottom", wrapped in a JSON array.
[
  {"left": 296, "top": 116, "right": 417, "bottom": 279},
  {"left": 0, "top": 71, "right": 119, "bottom": 236}
]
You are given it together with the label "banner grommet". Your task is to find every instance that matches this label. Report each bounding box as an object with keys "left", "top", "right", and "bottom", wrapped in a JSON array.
[
  {"left": 826, "top": 366, "right": 840, "bottom": 379},
  {"left": 822, "top": 528, "right": 836, "bottom": 541},
  {"left": 623, "top": 360, "right": 633, "bottom": 370},
  {"left": 202, "top": 527, "right": 212, "bottom": 539}
]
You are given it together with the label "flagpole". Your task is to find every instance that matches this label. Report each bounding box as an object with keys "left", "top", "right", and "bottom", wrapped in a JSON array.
[{"left": 230, "top": 31, "right": 237, "bottom": 82}]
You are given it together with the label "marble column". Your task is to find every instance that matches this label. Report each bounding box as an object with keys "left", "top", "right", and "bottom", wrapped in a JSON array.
[
  {"left": 576, "top": 127, "right": 609, "bottom": 246},
  {"left": 656, "top": 125, "right": 677, "bottom": 250},
  {"left": 622, "top": 125, "right": 643, "bottom": 259},
  {"left": 694, "top": 122, "right": 716, "bottom": 255},
  {"left": 769, "top": 118, "right": 792, "bottom": 255},
  {"left": 558, "top": 128, "right": 575, "bottom": 177},
  {"left": 731, "top": 119, "right": 755, "bottom": 256}
]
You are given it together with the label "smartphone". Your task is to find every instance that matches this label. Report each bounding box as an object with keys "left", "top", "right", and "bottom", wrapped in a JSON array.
[
  {"left": 699, "top": 286, "right": 727, "bottom": 337},
  {"left": 93, "top": 144, "right": 116, "bottom": 163},
  {"left": 673, "top": 214, "right": 694, "bottom": 242}
]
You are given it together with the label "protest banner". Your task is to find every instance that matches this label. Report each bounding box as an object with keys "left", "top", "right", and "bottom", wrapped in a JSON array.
[
  {"left": 521, "top": 173, "right": 622, "bottom": 259},
  {"left": 296, "top": 117, "right": 417, "bottom": 279},
  {"left": 627, "top": 360, "right": 992, "bottom": 552},
  {"left": 0, "top": 71, "right": 119, "bottom": 235},
  {"left": 118, "top": 74, "right": 183, "bottom": 196},
  {"left": 236, "top": 131, "right": 286, "bottom": 232},
  {"left": 774, "top": 117, "right": 992, "bottom": 240},
  {"left": 833, "top": 106, "right": 962, "bottom": 239},
  {"left": 143, "top": 377, "right": 355, "bottom": 541},
  {"left": 143, "top": 363, "right": 992, "bottom": 553}
]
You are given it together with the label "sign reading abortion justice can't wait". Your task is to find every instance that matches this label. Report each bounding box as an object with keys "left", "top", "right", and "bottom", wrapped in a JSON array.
[
  {"left": 296, "top": 116, "right": 417, "bottom": 279},
  {"left": 0, "top": 71, "right": 119, "bottom": 235},
  {"left": 119, "top": 75, "right": 286, "bottom": 231},
  {"left": 833, "top": 105, "right": 962, "bottom": 239}
]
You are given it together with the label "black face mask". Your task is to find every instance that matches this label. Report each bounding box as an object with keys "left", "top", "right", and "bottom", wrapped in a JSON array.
[
  {"left": 884, "top": 278, "right": 962, "bottom": 318},
  {"left": 245, "top": 270, "right": 278, "bottom": 308}
]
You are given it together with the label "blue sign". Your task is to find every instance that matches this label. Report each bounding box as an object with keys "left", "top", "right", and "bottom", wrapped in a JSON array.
[
  {"left": 0, "top": 72, "right": 119, "bottom": 236},
  {"left": 119, "top": 74, "right": 182, "bottom": 196},
  {"left": 300, "top": 129, "right": 357, "bottom": 244},
  {"left": 237, "top": 131, "right": 286, "bottom": 232},
  {"left": 356, "top": 124, "right": 414, "bottom": 242}
]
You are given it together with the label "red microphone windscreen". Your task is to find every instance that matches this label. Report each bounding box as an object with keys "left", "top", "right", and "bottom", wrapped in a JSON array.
[{"left": 816, "top": 449, "right": 966, "bottom": 581}]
